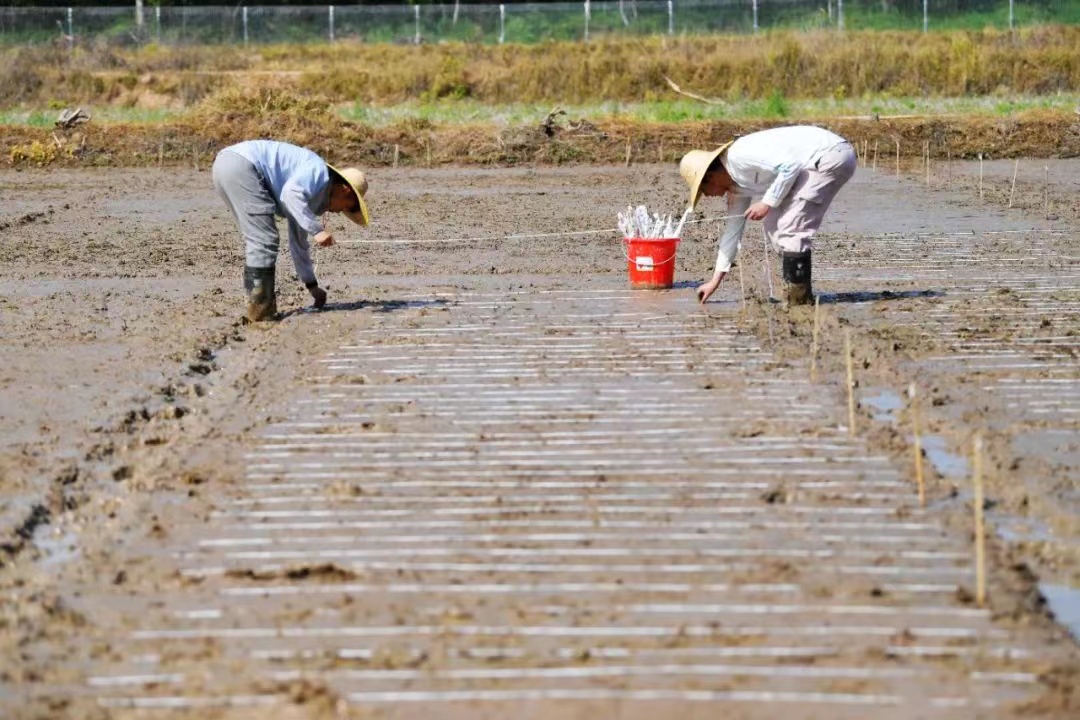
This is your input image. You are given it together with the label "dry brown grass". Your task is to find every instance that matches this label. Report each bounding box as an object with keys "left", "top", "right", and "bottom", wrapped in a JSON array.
[
  {"left": 1, "top": 26, "right": 1076, "bottom": 108},
  {"left": 6, "top": 105, "right": 1076, "bottom": 169}
]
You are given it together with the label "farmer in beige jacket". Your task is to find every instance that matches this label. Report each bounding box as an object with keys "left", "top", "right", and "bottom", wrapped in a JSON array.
[{"left": 680, "top": 125, "right": 857, "bottom": 305}]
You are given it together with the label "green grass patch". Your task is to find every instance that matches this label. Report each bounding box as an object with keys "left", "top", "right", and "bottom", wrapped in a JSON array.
[
  {"left": 339, "top": 93, "right": 1080, "bottom": 127},
  {"left": 2, "top": 92, "right": 1075, "bottom": 129},
  {"left": 0, "top": 106, "right": 175, "bottom": 127}
]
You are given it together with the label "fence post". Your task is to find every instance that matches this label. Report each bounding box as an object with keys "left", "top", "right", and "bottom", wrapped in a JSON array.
[
  {"left": 1009, "top": 0, "right": 1014, "bottom": 30},
  {"left": 752, "top": 0, "right": 759, "bottom": 32},
  {"left": 414, "top": 4, "right": 420, "bottom": 45},
  {"left": 66, "top": 7, "right": 73, "bottom": 48},
  {"left": 499, "top": 4, "right": 505, "bottom": 44},
  {"left": 667, "top": 0, "right": 673, "bottom": 35},
  {"left": 329, "top": 5, "right": 335, "bottom": 43},
  {"left": 923, "top": 0, "right": 928, "bottom": 33},
  {"left": 155, "top": 5, "right": 160, "bottom": 44},
  {"left": 837, "top": 0, "right": 844, "bottom": 30},
  {"left": 243, "top": 6, "right": 248, "bottom": 47},
  {"left": 584, "top": 0, "right": 590, "bottom": 42}
]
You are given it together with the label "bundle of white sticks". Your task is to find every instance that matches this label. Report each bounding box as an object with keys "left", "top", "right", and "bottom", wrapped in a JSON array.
[{"left": 617, "top": 205, "right": 680, "bottom": 239}]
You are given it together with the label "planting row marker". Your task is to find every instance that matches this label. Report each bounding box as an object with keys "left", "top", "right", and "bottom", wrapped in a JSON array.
[
  {"left": 908, "top": 383, "right": 925, "bottom": 507},
  {"left": 924, "top": 141, "right": 930, "bottom": 186},
  {"left": 738, "top": 262, "right": 746, "bottom": 314},
  {"left": 978, "top": 154, "right": 984, "bottom": 200},
  {"left": 1008, "top": 159, "right": 1018, "bottom": 208},
  {"left": 845, "top": 329, "right": 856, "bottom": 437},
  {"left": 1044, "top": 165, "right": 1049, "bottom": 219},
  {"left": 972, "top": 433, "right": 986, "bottom": 607},
  {"left": 810, "top": 296, "right": 821, "bottom": 383}
]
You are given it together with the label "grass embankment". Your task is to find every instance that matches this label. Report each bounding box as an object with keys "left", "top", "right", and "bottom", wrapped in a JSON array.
[{"left": 2, "top": 26, "right": 1077, "bottom": 167}]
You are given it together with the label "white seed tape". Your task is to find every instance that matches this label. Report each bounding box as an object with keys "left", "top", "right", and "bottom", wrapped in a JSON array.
[
  {"left": 130, "top": 624, "right": 1007, "bottom": 641},
  {"left": 90, "top": 285, "right": 1040, "bottom": 710},
  {"left": 193, "top": 530, "right": 943, "bottom": 548},
  {"left": 92, "top": 690, "right": 991, "bottom": 709}
]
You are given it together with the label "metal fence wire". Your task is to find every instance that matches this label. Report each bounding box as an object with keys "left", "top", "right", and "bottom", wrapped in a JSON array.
[{"left": 0, "top": 1, "right": 1074, "bottom": 46}]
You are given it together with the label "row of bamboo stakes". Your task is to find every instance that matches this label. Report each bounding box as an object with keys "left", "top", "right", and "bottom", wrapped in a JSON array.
[
  {"left": 800, "top": 297, "right": 988, "bottom": 607},
  {"left": 851, "top": 138, "right": 1053, "bottom": 220},
  {"left": 179, "top": 137, "right": 1051, "bottom": 222}
]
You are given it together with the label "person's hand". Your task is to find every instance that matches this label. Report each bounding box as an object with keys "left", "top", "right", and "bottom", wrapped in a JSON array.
[
  {"left": 308, "top": 284, "right": 327, "bottom": 310},
  {"left": 696, "top": 273, "right": 726, "bottom": 304},
  {"left": 314, "top": 230, "right": 335, "bottom": 248},
  {"left": 744, "top": 201, "right": 771, "bottom": 221}
]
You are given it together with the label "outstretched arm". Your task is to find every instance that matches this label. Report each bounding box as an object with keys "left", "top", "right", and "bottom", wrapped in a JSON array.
[{"left": 699, "top": 193, "right": 751, "bottom": 304}]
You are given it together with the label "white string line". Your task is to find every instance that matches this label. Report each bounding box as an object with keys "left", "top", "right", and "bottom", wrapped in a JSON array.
[
  {"left": 331, "top": 220, "right": 1066, "bottom": 249},
  {"left": 335, "top": 213, "right": 745, "bottom": 246}
]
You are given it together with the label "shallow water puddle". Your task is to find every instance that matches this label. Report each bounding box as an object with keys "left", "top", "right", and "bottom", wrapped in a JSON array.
[
  {"left": 920, "top": 434, "right": 970, "bottom": 480},
  {"left": 1038, "top": 583, "right": 1080, "bottom": 643},
  {"left": 863, "top": 388, "right": 903, "bottom": 424}
]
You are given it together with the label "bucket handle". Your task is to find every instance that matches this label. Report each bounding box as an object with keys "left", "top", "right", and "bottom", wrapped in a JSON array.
[{"left": 621, "top": 238, "right": 679, "bottom": 267}]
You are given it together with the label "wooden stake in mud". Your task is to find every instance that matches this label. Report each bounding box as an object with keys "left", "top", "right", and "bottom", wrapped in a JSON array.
[
  {"left": 658, "top": 139, "right": 664, "bottom": 164},
  {"left": 810, "top": 295, "right": 821, "bottom": 383},
  {"left": 872, "top": 140, "right": 878, "bottom": 173},
  {"left": 972, "top": 432, "right": 987, "bottom": 607},
  {"left": 845, "top": 329, "right": 856, "bottom": 436},
  {"left": 895, "top": 139, "right": 900, "bottom": 177},
  {"left": 393, "top": 144, "right": 400, "bottom": 168},
  {"left": 1008, "top": 159, "right": 1018, "bottom": 208},
  {"left": 738, "top": 261, "right": 746, "bottom": 314},
  {"left": 158, "top": 140, "right": 164, "bottom": 169},
  {"left": 908, "top": 382, "right": 925, "bottom": 506},
  {"left": 978, "top": 154, "right": 984, "bottom": 200},
  {"left": 761, "top": 226, "right": 775, "bottom": 300},
  {"left": 924, "top": 141, "right": 930, "bottom": 186},
  {"left": 1044, "top": 164, "right": 1050, "bottom": 219},
  {"left": 947, "top": 147, "right": 952, "bottom": 187},
  {"left": 192, "top": 145, "right": 199, "bottom": 172},
  {"left": 625, "top": 138, "right": 632, "bottom": 167},
  {"left": 426, "top": 141, "right": 432, "bottom": 168}
]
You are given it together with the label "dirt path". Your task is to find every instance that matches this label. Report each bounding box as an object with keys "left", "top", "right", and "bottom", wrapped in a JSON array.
[{"left": 0, "top": 160, "right": 1078, "bottom": 717}]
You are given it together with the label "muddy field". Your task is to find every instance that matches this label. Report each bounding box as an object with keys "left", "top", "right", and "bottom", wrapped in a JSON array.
[{"left": 0, "top": 157, "right": 1078, "bottom": 718}]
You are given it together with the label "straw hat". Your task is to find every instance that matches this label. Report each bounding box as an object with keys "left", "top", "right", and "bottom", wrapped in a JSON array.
[
  {"left": 679, "top": 141, "right": 734, "bottom": 210},
  {"left": 328, "top": 164, "right": 370, "bottom": 226}
]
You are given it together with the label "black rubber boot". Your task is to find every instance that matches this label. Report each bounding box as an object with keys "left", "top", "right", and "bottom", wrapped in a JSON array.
[
  {"left": 781, "top": 251, "right": 813, "bottom": 306},
  {"left": 243, "top": 265, "right": 278, "bottom": 322}
]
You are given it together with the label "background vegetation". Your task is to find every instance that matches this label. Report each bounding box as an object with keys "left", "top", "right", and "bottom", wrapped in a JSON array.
[
  {"left": 2, "top": 23, "right": 1076, "bottom": 166},
  {"left": 2, "top": 25, "right": 1077, "bottom": 109}
]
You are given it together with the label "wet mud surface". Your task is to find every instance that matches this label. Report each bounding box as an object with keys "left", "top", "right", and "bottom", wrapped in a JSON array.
[{"left": 0, "top": 159, "right": 1078, "bottom": 718}]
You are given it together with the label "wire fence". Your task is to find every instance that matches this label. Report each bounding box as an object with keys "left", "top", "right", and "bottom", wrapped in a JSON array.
[{"left": 1, "top": 1, "right": 1074, "bottom": 47}]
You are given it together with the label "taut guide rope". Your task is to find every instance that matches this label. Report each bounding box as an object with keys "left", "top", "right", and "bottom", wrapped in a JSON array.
[
  {"left": 329, "top": 217, "right": 1063, "bottom": 248},
  {"left": 332, "top": 213, "right": 745, "bottom": 246}
]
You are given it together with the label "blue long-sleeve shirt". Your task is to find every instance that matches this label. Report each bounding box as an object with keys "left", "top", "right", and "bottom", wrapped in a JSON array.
[{"left": 227, "top": 140, "right": 331, "bottom": 286}]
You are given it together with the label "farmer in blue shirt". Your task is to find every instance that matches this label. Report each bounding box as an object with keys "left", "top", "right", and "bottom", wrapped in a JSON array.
[{"left": 213, "top": 140, "right": 370, "bottom": 322}]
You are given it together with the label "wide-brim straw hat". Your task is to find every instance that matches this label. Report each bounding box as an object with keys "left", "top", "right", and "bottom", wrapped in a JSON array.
[
  {"left": 328, "top": 164, "right": 370, "bottom": 226},
  {"left": 679, "top": 141, "right": 734, "bottom": 210}
]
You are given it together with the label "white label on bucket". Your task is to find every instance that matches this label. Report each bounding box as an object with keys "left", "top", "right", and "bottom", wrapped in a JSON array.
[{"left": 635, "top": 256, "right": 655, "bottom": 271}]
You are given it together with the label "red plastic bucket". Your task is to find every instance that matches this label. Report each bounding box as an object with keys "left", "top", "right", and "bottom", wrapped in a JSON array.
[{"left": 623, "top": 237, "right": 679, "bottom": 289}]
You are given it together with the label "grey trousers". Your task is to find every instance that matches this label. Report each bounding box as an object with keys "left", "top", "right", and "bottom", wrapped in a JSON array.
[
  {"left": 765, "top": 142, "right": 858, "bottom": 254},
  {"left": 212, "top": 149, "right": 280, "bottom": 270}
]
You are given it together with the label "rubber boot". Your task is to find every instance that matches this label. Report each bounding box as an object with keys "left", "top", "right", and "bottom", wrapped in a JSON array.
[
  {"left": 243, "top": 265, "right": 278, "bottom": 322},
  {"left": 781, "top": 251, "right": 813, "bottom": 306}
]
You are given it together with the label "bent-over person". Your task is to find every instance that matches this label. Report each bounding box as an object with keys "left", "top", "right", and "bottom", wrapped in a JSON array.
[
  {"left": 213, "top": 139, "right": 370, "bottom": 322},
  {"left": 680, "top": 125, "right": 856, "bottom": 305}
]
